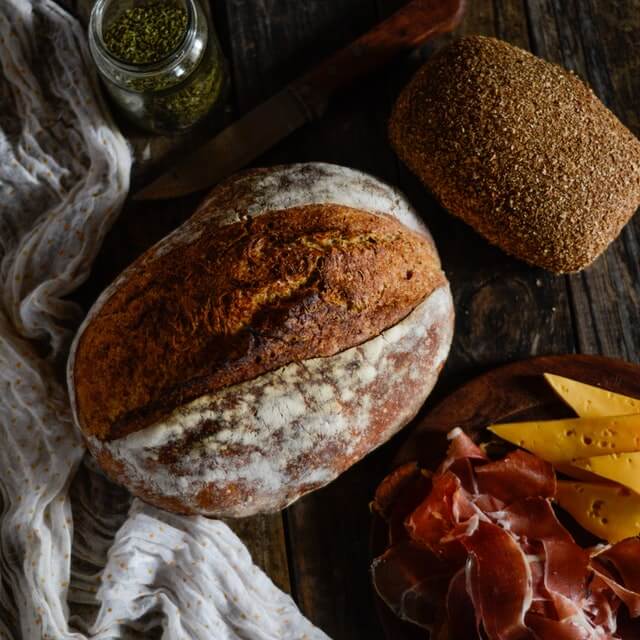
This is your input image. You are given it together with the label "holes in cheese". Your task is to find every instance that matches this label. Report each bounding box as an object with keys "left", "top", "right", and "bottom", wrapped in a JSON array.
[
  {"left": 544, "top": 373, "right": 640, "bottom": 418},
  {"left": 556, "top": 480, "right": 640, "bottom": 543},
  {"left": 572, "top": 452, "right": 640, "bottom": 494},
  {"left": 488, "top": 414, "right": 640, "bottom": 465}
]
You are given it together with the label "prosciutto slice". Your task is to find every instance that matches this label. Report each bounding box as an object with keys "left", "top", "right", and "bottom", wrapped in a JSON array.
[
  {"left": 447, "top": 568, "right": 480, "bottom": 639},
  {"left": 372, "top": 462, "right": 425, "bottom": 519},
  {"left": 542, "top": 539, "right": 593, "bottom": 630},
  {"left": 442, "top": 427, "right": 488, "bottom": 467},
  {"left": 525, "top": 614, "right": 595, "bottom": 640},
  {"left": 590, "top": 539, "right": 640, "bottom": 621},
  {"left": 590, "top": 559, "right": 640, "bottom": 619},
  {"left": 372, "top": 461, "right": 431, "bottom": 544},
  {"left": 406, "top": 471, "right": 478, "bottom": 563},
  {"left": 462, "top": 521, "right": 535, "bottom": 639},
  {"left": 595, "top": 539, "right": 640, "bottom": 596},
  {"left": 475, "top": 450, "right": 556, "bottom": 503},
  {"left": 491, "top": 497, "right": 573, "bottom": 544},
  {"left": 371, "top": 540, "right": 451, "bottom": 629},
  {"left": 371, "top": 428, "right": 640, "bottom": 639}
]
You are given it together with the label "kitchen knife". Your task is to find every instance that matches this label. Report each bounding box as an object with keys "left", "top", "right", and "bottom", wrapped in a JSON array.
[{"left": 134, "top": 0, "right": 466, "bottom": 201}]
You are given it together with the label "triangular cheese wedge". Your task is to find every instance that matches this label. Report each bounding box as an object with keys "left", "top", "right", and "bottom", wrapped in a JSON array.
[
  {"left": 556, "top": 480, "right": 640, "bottom": 543},
  {"left": 572, "top": 452, "right": 640, "bottom": 494},
  {"left": 489, "top": 414, "right": 640, "bottom": 464},
  {"left": 544, "top": 373, "right": 640, "bottom": 418}
]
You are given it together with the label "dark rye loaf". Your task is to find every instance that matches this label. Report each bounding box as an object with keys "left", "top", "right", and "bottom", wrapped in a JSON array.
[
  {"left": 68, "top": 163, "right": 454, "bottom": 517},
  {"left": 390, "top": 36, "right": 640, "bottom": 273}
]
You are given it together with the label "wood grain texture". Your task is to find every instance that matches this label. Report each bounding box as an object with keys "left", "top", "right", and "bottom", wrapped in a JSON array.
[
  {"left": 223, "top": 514, "right": 291, "bottom": 593},
  {"left": 525, "top": 0, "right": 640, "bottom": 361},
  {"left": 372, "top": 354, "right": 640, "bottom": 640},
  {"left": 293, "top": 0, "right": 465, "bottom": 109},
  {"left": 69, "top": 1, "right": 640, "bottom": 638}
]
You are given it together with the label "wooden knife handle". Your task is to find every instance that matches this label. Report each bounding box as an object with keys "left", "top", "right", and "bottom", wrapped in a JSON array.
[{"left": 291, "top": 0, "right": 466, "bottom": 115}]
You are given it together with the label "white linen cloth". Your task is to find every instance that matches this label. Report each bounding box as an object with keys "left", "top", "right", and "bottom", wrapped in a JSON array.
[{"left": 0, "top": 1, "right": 330, "bottom": 638}]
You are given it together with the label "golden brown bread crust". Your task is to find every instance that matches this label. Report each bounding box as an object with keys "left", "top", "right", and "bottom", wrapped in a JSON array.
[
  {"left": 74, "top": 203, "right": 444, "bottom": 442},
  {"left": 90, "top": 296, "right": 449, "bottom": 517},
  {"left": 389, "top": 36, "right": 640, "bottom": 273},
  {"left": 68, "top": 162, "right": 455, "bottom": 517}
]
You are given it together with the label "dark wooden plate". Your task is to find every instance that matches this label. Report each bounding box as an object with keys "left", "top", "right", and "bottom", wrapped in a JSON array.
[{"left": 371, "top": 354, "right": 640, "bottom": 640}]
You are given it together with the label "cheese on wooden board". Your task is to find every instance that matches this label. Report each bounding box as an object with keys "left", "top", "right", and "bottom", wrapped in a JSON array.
[
  {"left": 544, "top": 373, "right": 640, "bottom": 418},
  {"left": 488, "top": 414, "right": 640, "bottom": 464},
  {"left": 556, "top": 481, "right": 640, "bottom": 543},
  {"left": 572, "top": 452, "right": 640, "bottom": 494}
]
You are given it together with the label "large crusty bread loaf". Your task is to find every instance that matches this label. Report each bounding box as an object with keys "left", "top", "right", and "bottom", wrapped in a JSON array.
[
  {"left": 68, "top": 163, "right": 454, "bottom": 517},
  {"left": 389, "top": 36, "right": 640, "bottom": 273}
]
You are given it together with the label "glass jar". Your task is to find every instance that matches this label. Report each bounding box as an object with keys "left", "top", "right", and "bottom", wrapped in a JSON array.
[{"left": 89, "top": 0, "right": 226, "bottom": 134}]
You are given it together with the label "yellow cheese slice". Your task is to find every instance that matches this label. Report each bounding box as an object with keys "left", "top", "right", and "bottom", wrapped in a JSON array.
[
  {"left": 544, "top": 373, "right": 640, "bottom": 418},
  {"left": 488, "top": 414, "right": 640, "bottom": 465},
  {"left": 556, "top": 480, "right": 640, "bottom": 543},
  {"left": 572, "top": 452, "right": 640, "bottom": 494}
]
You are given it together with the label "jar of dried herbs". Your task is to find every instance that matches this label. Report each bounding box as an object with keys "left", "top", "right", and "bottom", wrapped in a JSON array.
[{"left": 89, "top": 0, "right": 226, "bottom": 134}]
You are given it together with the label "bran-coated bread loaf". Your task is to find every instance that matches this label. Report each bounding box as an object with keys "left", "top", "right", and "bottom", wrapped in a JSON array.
[
  {"left": 68, "top": 163, "right": 454, "bottom": 517},
  {"left": 389, "top": 36, "right": 640, "bottom": 273}
]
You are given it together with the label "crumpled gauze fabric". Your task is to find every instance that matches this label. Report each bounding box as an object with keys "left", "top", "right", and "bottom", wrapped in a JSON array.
[{"left": 0, "top": 1, "right": 330, "bottom": 639}]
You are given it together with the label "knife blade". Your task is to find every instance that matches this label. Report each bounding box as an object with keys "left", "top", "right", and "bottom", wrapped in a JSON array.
[
  {"left": 134, "top": 88, "right": 315, "bottom": 200},
  {"left": 134, "top": 0, "right": 466, "bottom": 200}
]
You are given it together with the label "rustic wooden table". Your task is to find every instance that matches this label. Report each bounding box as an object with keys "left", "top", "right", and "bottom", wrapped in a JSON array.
[{"left": 74, "top": 1, "right": 640, "bottom": 637}]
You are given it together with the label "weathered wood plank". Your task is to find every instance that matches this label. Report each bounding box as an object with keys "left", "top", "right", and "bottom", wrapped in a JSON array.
[
  {"left": 525, "top": 0, "right": 640, "bottom": 362},
  {"left": 225, "top": 0, "right": 377, "bottom": 111},
  {"left": 493, "top": 0, "right": 529, "bottom": 48},
  {"left": 223, "top": 515, "right": 291, "bottom": 594}
]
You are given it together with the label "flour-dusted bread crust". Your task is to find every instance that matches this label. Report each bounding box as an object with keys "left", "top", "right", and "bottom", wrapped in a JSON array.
[
  {"left": 390, "top": 36, "right": 640, "bottom": 273},
  {"left": 68, "top": 163, "right": 454, "bottom": 517}
]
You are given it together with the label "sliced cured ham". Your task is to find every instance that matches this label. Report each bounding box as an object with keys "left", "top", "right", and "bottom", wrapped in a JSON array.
[
  {"left": 590, "top": 558, "right": 640, "bottom": 619},
  {"left": 541, "top": 539, "right": 591, "bottom": 626},
  {"left": 475, "top": 449, "right": 556, "bottom": 503},
  {"left": 462, "top": 520, "right": 534, "bottom": 639},
  {"left": 543, "top": 540, "right": 589, "bottom": 603},
  {"left": 585, "top": 573, "right": 620, "bottom": 632},
  {"left": 591, "top": 538, "right": 640, "bottom": 620},
  {"left": 371, "top": 428, "right": 640, "bottom": 639},
  {"left": 442, "top": 427, "right": 487, "bottom": 467},
  {"left": 372, "top": 462, "right": 422, "bottom": 518},
  {"left": 525, "top": 613, "right": 594, "bottom": 640},
  {"left": 595, "top": 538, "right": 640, "bottom": 596},
  {"left": 371, "top": 539, "right": 451, "bottom": 629},
  {"left": 372, "top": 461, "right": 431, "bottom": 544},
  {"left": 490, "top": 497, "right": 573, "bottom": 544},
  {"left": 405, "top": 471, "right": 477, "bottom": 563},
  {"left": 446, "top": 568, "right": 480, "bottom": 640}
]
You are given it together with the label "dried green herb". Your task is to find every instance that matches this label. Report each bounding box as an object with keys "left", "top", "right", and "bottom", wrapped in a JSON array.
[
  {"left": 99, "top": 1, "right": 225, "bottom": 133},
  {"left": 104, "top": 2, "right": 188, "bottom": 65},
  {"left": 151, "top": 50, "right": 223, "bottom": 129}
]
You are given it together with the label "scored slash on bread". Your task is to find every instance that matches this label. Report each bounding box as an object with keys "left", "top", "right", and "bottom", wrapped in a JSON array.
[
  {"left": 67, "top": 163, "right": 455, "bottom": 518},
  {"left": 75, "top": 205, "right": 444, "bottom": 442}
]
